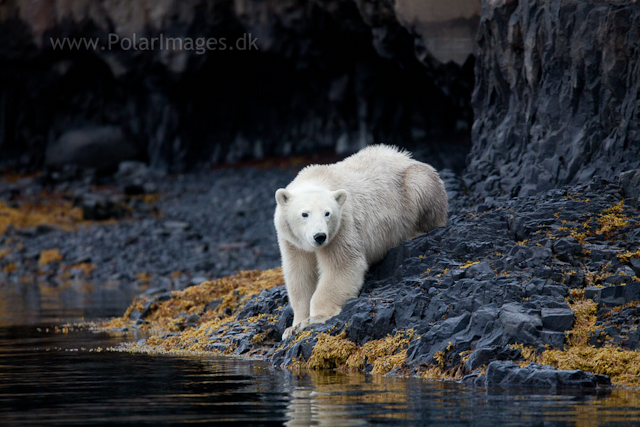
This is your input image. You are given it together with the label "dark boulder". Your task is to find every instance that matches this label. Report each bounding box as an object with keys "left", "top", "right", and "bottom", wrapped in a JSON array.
[
  {"left": 45, "top": 126, "right": 139, "bottom": 173},
  {"left": 541, "top": 308, "right": 574, "bottom": 332},
  {"left": 473, "top": 361, "right": 611, "bottom": 389},
  {"left": 620, "top": 170, "right": 640, "bottom": 206}
]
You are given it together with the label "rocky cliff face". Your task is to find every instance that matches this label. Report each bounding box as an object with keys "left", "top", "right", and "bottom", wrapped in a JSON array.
[
  {"left": 468, "top": 0, "right": 640, "bottom": 197},
  {"left": 0, "top": 0, "right": 478, "bottom": 172}
]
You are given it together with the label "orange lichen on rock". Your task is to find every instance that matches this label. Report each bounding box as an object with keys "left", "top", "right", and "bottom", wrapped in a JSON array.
[
  {"left": 135, "top": 272, "right": 152, "bottom": 285},
  {"left": 38, "top": 248, "right": 63, "bottom": 266},
  {"left": 618, "top": 248, "right": 640, "bottom": 264},
  {"left": 0, "top": 247, "right": 11, "bottom": 260},
  {"left": 67, "top": 262, "right": 97, "bottom": 277},
  {"left": 2, "top": 262, "right": 17, "bottom": 272},
  {"left": 0, "top": 200, "right": 86, "bottom": 234},
  {"left": 559, "top": 201, "right": 634, "bottom": 245}
]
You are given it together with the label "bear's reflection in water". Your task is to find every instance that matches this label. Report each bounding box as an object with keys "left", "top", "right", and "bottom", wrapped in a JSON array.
[{"left": 285, "top": 371, "right": 409, "bottom": 426}]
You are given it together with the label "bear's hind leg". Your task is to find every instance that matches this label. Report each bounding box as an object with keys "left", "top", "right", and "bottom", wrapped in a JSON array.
[{"left": 402, "top": 164, "right": 448, "bottom": 234}]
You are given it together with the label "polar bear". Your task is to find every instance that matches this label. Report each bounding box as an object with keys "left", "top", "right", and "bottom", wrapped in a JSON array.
[{"left": 274, "top": 145, "right": 448, "bottom": 339}]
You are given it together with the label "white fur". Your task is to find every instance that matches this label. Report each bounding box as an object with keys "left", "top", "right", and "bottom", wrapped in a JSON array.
[{"left": 274, "top": 145, "right": 448, "bottom": 339}]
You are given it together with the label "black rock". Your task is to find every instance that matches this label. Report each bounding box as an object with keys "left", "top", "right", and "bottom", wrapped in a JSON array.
[
  {"left": 540, "top": 331, "right": 566, "bottom": 348},
  {"left": 623, "top": 328, "right": 640, "bottom": 350},
  {"left": 553, "top": 238, "right": 582, "bottom": 262},
  {"left": 499, "top": 303, "right": 542, "bottom": 344},
  {"left": 584, "top": 287, "right": 601, "bottom": 302},
  {"left": 124, "top": 184, "right": 145, "bottom": 196},
  {"left": 164, "top": 221, "right": 191, "bottom": 231},
  {"left": 205, "top": 299, "right": 222, "bottom": 312},
  {"left": 541, "top": 308, "right": 574, "bottom": 332},
  {"left": 464, "top": 346, "right": 522, "bottom": 371},
  {"left": 476, "top": 361, "right": 611, "bottom": 389},
  {"left": 275, "top": 306, "right": 294, "bottom": 340},
  {"left": 129, "top": 300, "right": 156, "bottom": 321},
  {"left": 464, "top": 261, "right": 494, "bottom": 280},
  {"left": 75, "top": 193, "right": 126, "bottom": 221},
  {"left": 45, "top": 126, "right": 139, "bottom": 173},
  {"left": 620, "top": 170, "right": 640, "bottom": 205}
]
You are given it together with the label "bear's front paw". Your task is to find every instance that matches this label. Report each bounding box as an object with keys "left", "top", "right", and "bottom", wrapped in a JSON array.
[
  {"left": 281, "top": 316, "right": 331, "bottom": 340},
  {"left": 282, "top": 325, "right": 298, "bottom": 341}
]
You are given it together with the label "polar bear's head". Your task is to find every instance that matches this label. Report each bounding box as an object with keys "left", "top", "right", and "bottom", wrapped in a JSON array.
[{"left": 275, "top": 186, "right": 348, "bottom": 251}]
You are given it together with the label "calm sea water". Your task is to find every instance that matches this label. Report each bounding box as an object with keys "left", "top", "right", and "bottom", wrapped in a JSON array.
[{"left": 2, "top": 284, "right": 640, "bottom": 425}]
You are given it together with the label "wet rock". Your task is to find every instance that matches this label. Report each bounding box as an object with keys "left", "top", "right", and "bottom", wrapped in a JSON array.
[
  {"left": 541, "top": 308, "right": 574, "bottom": 332},
  {"left": 540, "top": 331, "right": 566, "bottom": 348},
  {"left": 129, "top": 300, "right": 156, "bottom": 321},
  {"left": 274, "top": 306, "right": 294, "bottom": 340},
  {"left": 553, "top": 238, "right": 582, "bottom": 263},
  {"left": 367, "top": 245, "right": 412, "bottom": 281},
  {"left": 598, "top": 282, "right": 640, "bottom": 307},
  {"left": 474, "top": 362, "right": 611, "bottom": 389},
  {"left": 186, "top": 315, "right": 200, "bottom": 326},
  {"left": 35, "top": 224, "right": 57, "bottom": 235},
  {"left": 464, "top": 346, "right": 522, "bottom": 371},
  {"left": 584, "top": 287, "right": 601, "bottom": 302},
  {"left": 204, "top": 300, "right": 222, "bottom": 313},
  {"left": 189, "top": 277, "right": 208, "bottom": 287},
  {"left": 207, "top": 343, "right": 230, "bottom": 352},
  {"left": 464, "top": 261, "right": 494, "bottom": 280},
  {"left": 163, "top": 221, "right": 191, "bottom": 231},
  {"left": 124, "top": 184, "right": 145, "bottom": 196},
  {"left": 631, "top": 259, "right": 640, "bottom": 276},
  {"left": 75, "top": 193, "right": 127, "bottom": 221},
  {"left": 620, "top": 170, "right": 640, "bottom": 206},
  {"left": 234, "top": 341, "right": 252, "bottom": 355},
  {"left": 145, "top": 287, "right": 169, "bottom": 297},
  {"left": 408, "top": 312, "right": 471, "bottom": 364},
  {"left": 499, "top": 304, "right": 542, "bottom": 344},
  {"left": 156, "top": 293, "right": 172, "bottom": 302},
  {"left": 116, "top": 161, "right": 150, "bottom": 180},
  {"left": 237, "top": 287, "right": 288, "bottom": 320},
  {"left": 623, "top": 329, "right": 640, "bottom": 350},
  {"left": 45, "top": 126, "right": 138, "bottom": 172}
]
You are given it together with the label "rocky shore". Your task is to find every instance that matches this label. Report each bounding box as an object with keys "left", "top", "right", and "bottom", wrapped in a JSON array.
[
  {"left": 2, "top": 0, "right": 640, "bottom": 391},
  {"left": 0, "top": 162, "right": 295, "bottom": 319},
  {"left": 92, "top": 169, "right": 640, "bottom": 389}
]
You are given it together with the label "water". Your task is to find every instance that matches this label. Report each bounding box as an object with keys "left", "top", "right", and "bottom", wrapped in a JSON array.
[{"left": 2, "top": 288, "right": 640, "bottom": 425}]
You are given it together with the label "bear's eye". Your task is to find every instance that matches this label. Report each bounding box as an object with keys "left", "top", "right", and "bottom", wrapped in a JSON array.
[
  {"left": 301, "top": 213, "right": 309, "bottom": 218},
  {"left": 325, "top": 212, "right": 330, "bottom": 217}
]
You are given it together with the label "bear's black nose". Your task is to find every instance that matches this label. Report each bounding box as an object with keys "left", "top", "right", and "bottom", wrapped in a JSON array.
[{"left": 314, "top": 233, "right": 327, "bottom": 244}]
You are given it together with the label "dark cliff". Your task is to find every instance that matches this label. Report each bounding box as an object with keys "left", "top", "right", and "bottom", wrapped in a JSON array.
[
  {"left": 0, "top": 0, "right": 478, "bottom": 172},
  {"left": 468, "top": 0, "right": 640, "bottom": 197}
]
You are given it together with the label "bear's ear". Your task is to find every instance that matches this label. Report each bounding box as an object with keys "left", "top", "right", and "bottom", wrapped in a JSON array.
[
  {"left": 333, "top": 189, "right": 348, "bottom": 207},
  {"left": 275, "top": 188, "right": 292, "bottom": 205}
]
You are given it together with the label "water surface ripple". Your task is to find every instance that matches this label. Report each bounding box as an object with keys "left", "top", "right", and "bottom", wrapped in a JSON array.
[{"left": 1, "top": 325, "right": 640, "bottom": 426}]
